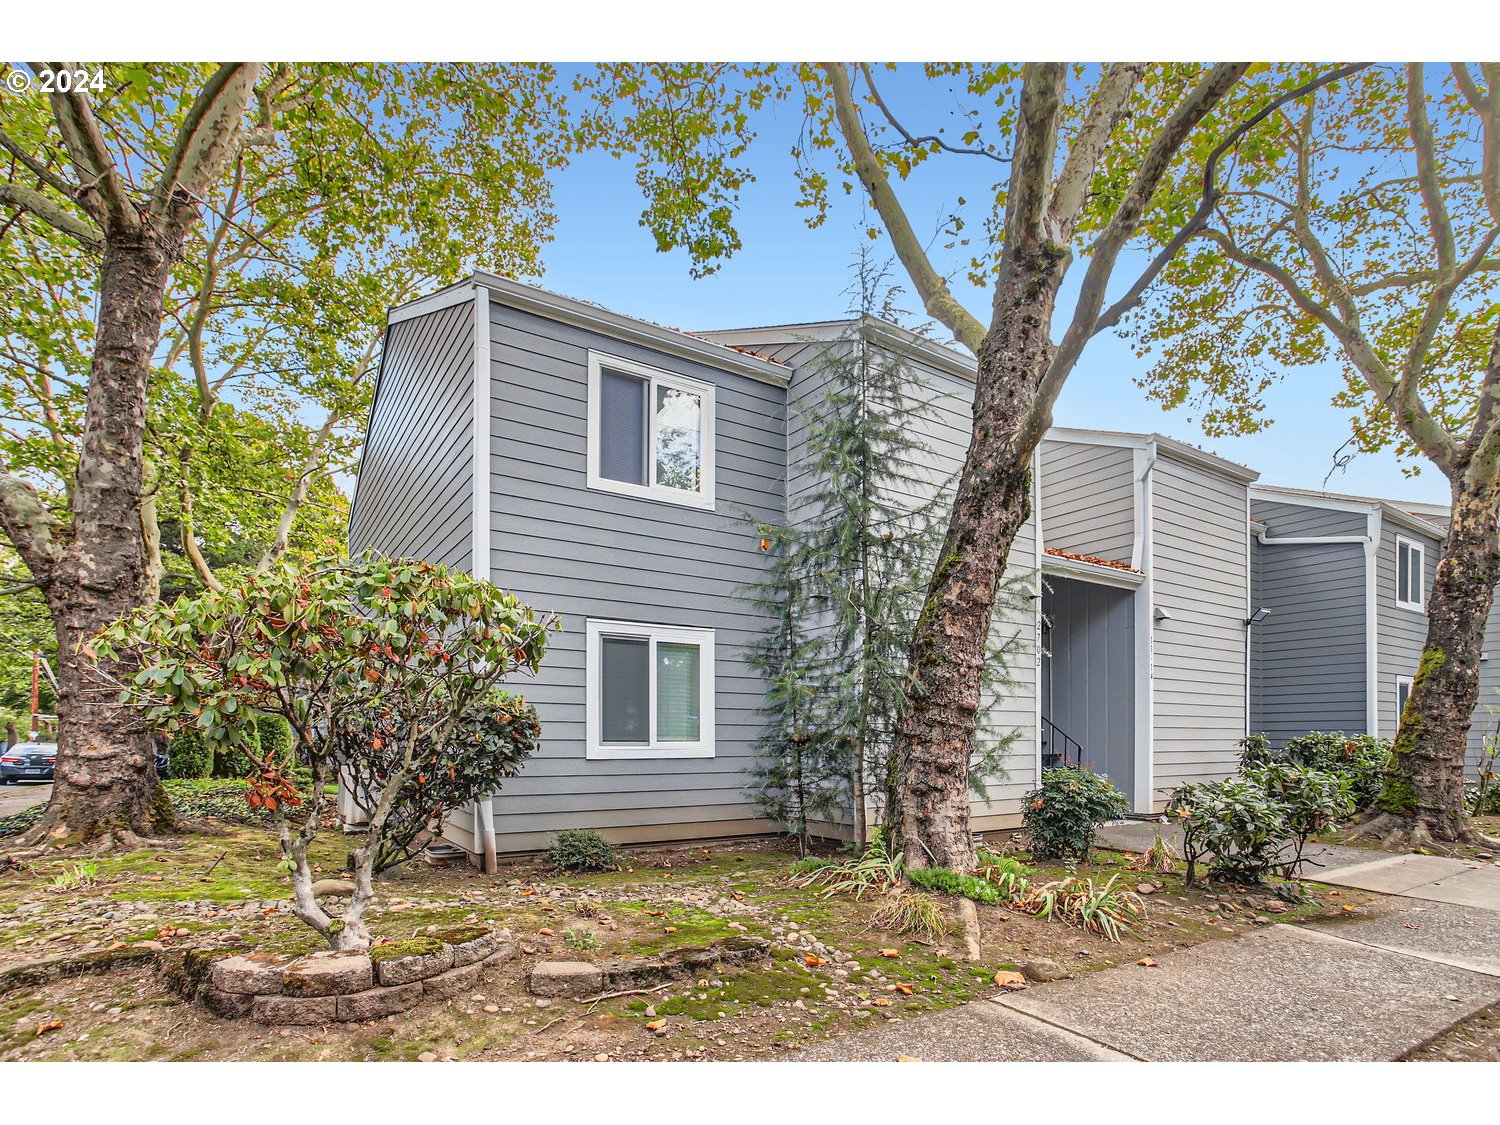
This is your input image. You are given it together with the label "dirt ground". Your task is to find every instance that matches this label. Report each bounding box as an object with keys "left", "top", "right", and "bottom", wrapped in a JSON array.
[{"left": 0, "top": 823, "right": 1394, "bottom": 1062}]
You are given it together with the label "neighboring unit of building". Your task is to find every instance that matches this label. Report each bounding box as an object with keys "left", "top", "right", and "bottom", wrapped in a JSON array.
[
  {"left": 349, "top": 274, "right": 1485, "bottom": 861},
  {"left": 1248, "top": 485, "right": 1446, "bottom": 745},
  {"left": 1037, "top": 429, "right": 1259, "bottom": 812}
]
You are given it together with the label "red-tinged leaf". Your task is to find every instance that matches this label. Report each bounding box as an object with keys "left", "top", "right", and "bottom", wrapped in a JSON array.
[{"left": 35, "top": 1021, "right": 62, "bottom": 1036}]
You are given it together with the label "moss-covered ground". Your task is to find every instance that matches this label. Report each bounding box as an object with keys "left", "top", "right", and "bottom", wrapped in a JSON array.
[{"left": 0, "top": 825, "right": 1378, "bottom": 1061}]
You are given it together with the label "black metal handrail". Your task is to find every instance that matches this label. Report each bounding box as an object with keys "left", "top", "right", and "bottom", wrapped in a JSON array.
[{"left": 1041, "top": 714, "right": 1084, "bottom": 770}]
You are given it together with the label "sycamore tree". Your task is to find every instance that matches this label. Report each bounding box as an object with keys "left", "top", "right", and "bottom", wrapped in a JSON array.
[
  {"left": 1134, "top": 63, "right": 1500, "bottom": 849},
  {"left": 795, "top": 62, "right": 1276, "bottom": 869},
  {"left": 95, "top": 554, "right": 552, "bottom": 951},
  {"left": 0, "top": 63, "right": 580, "bottom": 844}
]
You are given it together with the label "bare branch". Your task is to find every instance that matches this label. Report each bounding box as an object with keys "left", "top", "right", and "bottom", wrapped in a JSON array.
[
  {"left": 37, "top": 61, "right": 139, "bottom": 234},
  {"left": 821, "top": 62, "right": 987, "bottom": 353},
  {"left": 1094, "top": 63, "right": 1370, "bottom": 335},
  {"left": 0, "top": 124, "right": 78, "bottom": 197},
  {"left": 1004, "top": 63, "right": 1067, "bottom": 251},
  {"left": 858, "top": 63, "right": 1009, "bottom": 164},
  {"left": 151, "top": 63, "right": 262, "bottom": 221},
  {"left": 1047, "top": 63, "right": 1146, "bottom": 234},
  {"left": 177, "top": 470, "right": 225, "bottom": 593},
  {"left": 1020, "top": 62, "right": 1249, "bottom": 450},
  {"left": 254, "top": 408, "right": 345, "bottom": 573},
  {"left": 0, "top": 182, "right": 103, "bottom": 251}
]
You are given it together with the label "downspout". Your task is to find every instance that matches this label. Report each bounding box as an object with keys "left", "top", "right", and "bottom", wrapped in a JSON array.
[
  {"left": 1131, "top": 440, "right": 1157, "bottom": 814},
  {"left": 470, "top": 281, "right": 499, "bottom": 873}
]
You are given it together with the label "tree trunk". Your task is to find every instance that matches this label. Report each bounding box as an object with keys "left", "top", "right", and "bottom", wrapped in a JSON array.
[
  {"left": 893, "top": 246, "right": 1063, "bottom": 871},
  {"left": 24, "top": 227, "right": 181, "bottom": 844},
  {"left": 1355, "top": 475, "right": 1500, "bottom": 849}
]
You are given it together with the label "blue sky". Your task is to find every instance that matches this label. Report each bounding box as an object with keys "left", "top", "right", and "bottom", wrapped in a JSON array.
[{"left": 521, "top": 68, "right": 1450, "bottom": 507}]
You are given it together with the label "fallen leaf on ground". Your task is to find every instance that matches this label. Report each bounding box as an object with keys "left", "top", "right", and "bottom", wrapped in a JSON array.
[
  {"left": 1341, "top": 904, "right": 1356, "bottom": 912},
  {"left": 645, "top": 1019, "right": 667, "bottom": 1030},
  {"left": 896, "top": 1055, "right": 924, "bottom": 1062},
  {"left": 538, "top": 928, "right": 554, "bottom": 936},
  {"left": 664, "top": 926, "right": 677, "bottom": 933},
  {"left": 34, "top": 1021, "right": 62, "bottom": 1036},
  {"left": 1136, "top": 958, "right": 1159, "bottom": 968},
  {"left": 804, "top": 954, "right": 827, "bottom": 967},
  {"left": 894, "top": 983, "right": 914, "bottom": 995},
  {"left": 879, "top": 948, "right": 900, "bottom": 958},
  {"left": 520, "top": 888, "right": 535, "bottom": 896},
  {"left": 993, "top": 970, "right": 1025, "bottom": 987},
  {"left": 872, "top": 998, "right": 891, "bottom": 1007}
]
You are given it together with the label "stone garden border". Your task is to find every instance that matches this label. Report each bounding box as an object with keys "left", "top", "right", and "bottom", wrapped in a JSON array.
[
  {"left": 528, "top": 934, "right": 773, "bottom": 998},
  {"left": 163, "top": 926, "right": 517, "bottom": 1025}
]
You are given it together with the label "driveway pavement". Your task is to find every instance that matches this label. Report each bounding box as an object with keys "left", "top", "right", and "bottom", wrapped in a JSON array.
[{"left": 0, "top": 782, "right": 52, "bottom": 818}]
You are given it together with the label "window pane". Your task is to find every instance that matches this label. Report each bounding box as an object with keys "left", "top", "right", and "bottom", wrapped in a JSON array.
[
  {"left": 1398, "top": 543, "right": 1411, "bottom": 602},
  {"left": 1411, "top": 549, "right": 1422, "bottom": 603},
  {"left": 600, "top": 370, "right": 648, "bottom": 485},
  {"left": 656, "top": 641, "right": 701, "bottom": 741},
  {"left": 601, "top": 636, "right": 649, "bottom": 743},
  {"left": 655, "top": 385, "right": 702, "bottom": 492}
]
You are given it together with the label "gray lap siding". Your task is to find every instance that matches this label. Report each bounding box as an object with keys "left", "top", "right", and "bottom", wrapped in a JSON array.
[
  {"left": 347, "top": 301, "right": 474, "bottom": 569},
  {"left": 481, "top": 301, "right": 785, "bottom": 853}
]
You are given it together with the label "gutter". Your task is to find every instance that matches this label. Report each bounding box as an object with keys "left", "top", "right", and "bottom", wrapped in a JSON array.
[{"left": 1131, "top": 440, "right": 1157, "bottom": 814}]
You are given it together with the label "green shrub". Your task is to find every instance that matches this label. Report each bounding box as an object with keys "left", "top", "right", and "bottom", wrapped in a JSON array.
[
  {"left": 257, "top": 712, "right": 296, "bottom": 765},
  {"left": 212, "top": 721, "right": 261, "bottom": 779},
  {"left": 905, "top": 865, "right": 1003, "bottom": 905},
  {"left": 167, "top": 729, "right": 213, "bottom": 779},
  {"left": 1169, "top": 777, "right": 1291, "bottom": 886},
  {"left": 788, "top": 856, "right": 833, "bottom": 877},
  {"left": 1243, "top": 731, "right": 1391, "bottom": 809},
  {"left": 546, "top": 829, "right": 619, "bottom": 873},
  {"left": 1242, "top": 761, "right": 1355, "bottom": 866},
  {"left": 1022, "top": 766, "right": 1130, "bottom": 861}
]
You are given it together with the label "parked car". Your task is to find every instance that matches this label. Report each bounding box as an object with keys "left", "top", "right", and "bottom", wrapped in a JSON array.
[{"left": 0, "top": 741, "right": 57, "bottom": 784}]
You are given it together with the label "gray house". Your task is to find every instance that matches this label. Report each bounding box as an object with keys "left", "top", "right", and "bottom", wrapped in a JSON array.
[
  {"left": 1248, "top": 485, "right": 1446, "bottom": 745},
  {"left": 1037, "top": 429, "right": 1260, "bottom": 812},
  {"left": 353, "top": 273, "right": 1449, "bottom": 861}
]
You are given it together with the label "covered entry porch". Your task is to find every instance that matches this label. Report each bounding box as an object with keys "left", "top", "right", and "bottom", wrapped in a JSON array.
[{"left": 1040, "top": 551, "right": 1146, "bottom": 808}]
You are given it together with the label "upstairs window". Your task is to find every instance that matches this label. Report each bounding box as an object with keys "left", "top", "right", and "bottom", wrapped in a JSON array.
[
  {"left": 1395, "top": 536, "right": 1425, "bottom": 611},
  {"left": 586, "top": 619, "right": 715, "bottom": 759},
  {"left": 587, "top": 352, "right": 715, "bottom": 509},
  {"left": 1397, "top": 676, "right": 1413, "bottom": 718}
]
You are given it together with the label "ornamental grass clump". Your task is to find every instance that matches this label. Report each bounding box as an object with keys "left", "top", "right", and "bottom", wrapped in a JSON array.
[
  {"left": 95, "top": 552, "right": 554, "bottom": 952},
  {"left": 1011, "top": 874, "right": 1145, "bottom": 942}
]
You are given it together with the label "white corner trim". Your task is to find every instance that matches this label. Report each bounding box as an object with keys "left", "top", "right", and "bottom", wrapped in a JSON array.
[
  {"left": 1133, "top": 440, "right": 1157, "bottom": 813},
  {"left": 472, "top": 284, "right": 491, "bottom": 581},
  {"left": 584, "top": 619, "right": 717, "bottom": 760},
  {"left": 585, "top": 350, "right": 717, "bottom": 512},
  {"left": 1032, "top": 454, "right": 1044, "bottom": 787}
]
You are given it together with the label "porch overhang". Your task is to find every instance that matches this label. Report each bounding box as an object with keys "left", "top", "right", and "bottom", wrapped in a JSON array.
[{"left": 1042, "top": 551, "right": 1144, "bottom": 591}]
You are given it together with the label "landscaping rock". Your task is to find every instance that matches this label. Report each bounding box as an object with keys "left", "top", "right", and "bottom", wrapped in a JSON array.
[
  {"left": 203, "top": 987, "right": 256, "bottom": 1019},
  {"left": 281, "top": 952, "right": 373, "bottom": 997},
  {"left": 252, "top": 994, "right": 338, "bottom": 1025},
  {"left": 437, "top": 927, "right": 504, "bottom": 966},
  {"left": 210, "top": 954, "right": 286, "bottom": 996},
  {"left": 373, "top": 941, "right": 454, "bottom": 987},
  {"left": 423, "top": 960, "right": 485, "bottom": 999},
  {"left": 311, "top": 878, "right": 356, "bottom": 898},
  {"left": 529, "top": 961, "right": 604, "bottom": 998},
  {"left": 1021, "top": 958, "right": 1071, "bottom": 983},
  {"left": 336, "top": 982, "right": 424, "bottom": 1021}
]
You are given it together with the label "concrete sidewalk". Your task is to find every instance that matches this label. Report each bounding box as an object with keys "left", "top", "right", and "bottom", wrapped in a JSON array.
[
  {"left": 0, "top": 783, "right": 51, "bottom": 818},
  {"left": 1315, "top": 853, "right": 1500, "bottom": 910},
  {"left": 794, "top": 913, "right": 1500, "bottom": 1061}
]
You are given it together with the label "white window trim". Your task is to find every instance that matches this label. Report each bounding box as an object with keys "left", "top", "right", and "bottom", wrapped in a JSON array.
[
  {"left": 1394, "top": 534, "right": 1426, "bottom": 612},
  {"left": 585, "top": 618, "right": 715, "bottom": 760},
  {"left": 1396, "top": 675, "right": 1413, "bottom": 718},
  {"left": 586, "top": 351, "right": 716, "bottom": 511}
]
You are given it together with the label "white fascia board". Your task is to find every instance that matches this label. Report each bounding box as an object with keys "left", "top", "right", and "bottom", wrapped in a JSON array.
[
  {"left": 1365, "top": 508, "right": 1381, "bottom": 736},
  {"left": 1041, "top": 555, "right": 1144, "bottom": 590}
]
